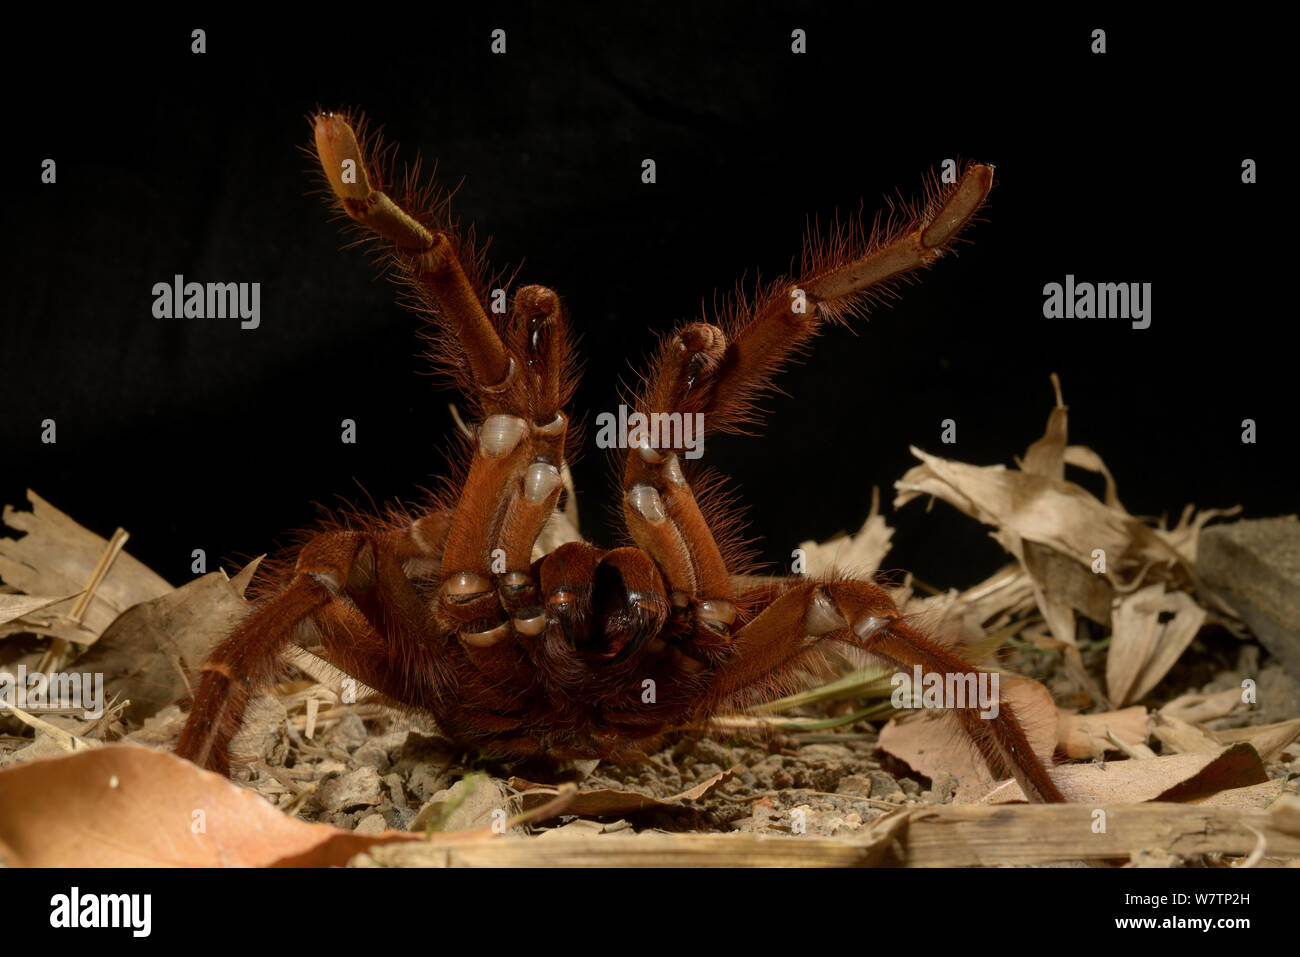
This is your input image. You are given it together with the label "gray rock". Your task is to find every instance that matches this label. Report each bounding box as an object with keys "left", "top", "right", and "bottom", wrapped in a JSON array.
[
  {"left": 383, "top": 772, "right": 408, "bottom": 808},
  {"left": 797, "top": 743, "right": 854, "bottom": 762},
  {"left": 692, "top": 738, "right": 735, "bottom": 767},
  {"left": 410, "top": 776, "right": 510, "bottom": 833},
  {"left": 383, "top": 804, "right": 416, "bottom": 831},
  {"left": 318, "top": 766, "right": 383, "bottom": 812},
  {"left": 836, "top": 773, "right": 874, "bottom": 797},
  {"left": 867, "top": 770, "right": 905, "bottom": 803},
  {"left": 1199, "top": 517, "right": 1300, "bottom": 679},
  {"left": 352, "top": 740, "right": 390, "bottom": 770},
  {"left": 749, "top": 754, "right": 786, "bottom": 789},
  {"left": 407, "top": 763, "right": 451, "bottom": 802},
  {"left": 331, "top": 711, "right": 369, "bottom": 750},
  {"left": 354, "top": 813, "right": 388, "bottom": 834}
]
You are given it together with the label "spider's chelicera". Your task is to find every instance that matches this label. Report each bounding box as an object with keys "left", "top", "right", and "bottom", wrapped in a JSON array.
[{"left": 175, "top": 110, "right": 1064, "bottom": 803}]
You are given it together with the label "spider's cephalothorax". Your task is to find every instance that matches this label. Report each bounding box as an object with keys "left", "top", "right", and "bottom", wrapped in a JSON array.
[{"left": 175, "top": 110, "right": 1065, "bottom": 803}]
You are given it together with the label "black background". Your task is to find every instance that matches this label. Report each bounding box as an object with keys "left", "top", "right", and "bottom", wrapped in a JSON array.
[{"left": 1, "top": 7, "right": 1287, "bottom": 591}]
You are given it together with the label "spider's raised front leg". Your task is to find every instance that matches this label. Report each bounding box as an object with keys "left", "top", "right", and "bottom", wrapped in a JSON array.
[
  {"left": 620, "top": 162, "right": 993, "bottom": 665},
  {"left": 646, "top": 162, "right": 995, "bottom": 435},
  {"left": 312, "top": 113, "right": 576, "bottom": 620}
]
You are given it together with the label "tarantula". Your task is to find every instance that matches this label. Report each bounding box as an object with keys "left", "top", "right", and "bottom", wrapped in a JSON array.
[{"left": 175, "top": 110, "right": 1064, "bottom": 803}]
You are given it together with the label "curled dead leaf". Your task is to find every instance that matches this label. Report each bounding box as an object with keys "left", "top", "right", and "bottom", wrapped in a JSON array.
[{"left": 0, "top": 744, "right": 425, "bottom": 867}]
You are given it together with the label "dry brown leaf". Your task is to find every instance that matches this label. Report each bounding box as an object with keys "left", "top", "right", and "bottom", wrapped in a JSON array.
[
  {"left": 1212, "top": 719, "right": 1300, "bottom": 762},
  {"left": 72, "top": 561, "right": 261, "bottom": 723},
  {"left": 1061, "top": 444, "right": 1125, "bottom": 512},
  {"left": 1107, "top": 584, "right": 1207, "bottom": 706},
  {"left": 510, "top": 764, "right": 742, "bottom": 817},
  {"left": 1159, "top": 687, "right": 1247, "bottom": 724},
  {"left": 1020, "top": 540, "right": 1112, "bottom": 626},
  {"left": 894, "top": 447, "right": 1137, "bottom": 572},
  {"left": 0, "top": 744, "right": 427, "bottom": 866},
  {"left": 1150, "top": 711, "right": 1222, "bottom": 755},
  {"left": 976, "top": 742, "right": 1268, "bottom": 804},
  {"left": 0, "top": 592, "right": 81, "bottom": 626},
  {"left": 937, "top": 564, "right": 1037, "bottom": 637},
  {"left": 892, "top": 382, "right": 1238, "bottom": 712},
  {"left": 0, "top": 491, "right": 172, "bottom": 643},
  {"left": 1183, "top": 779, "right": 1286, "bottom": 810},
  {"left": 796, "top": 487, "right": 893, "bottom": 580},
  {"left": 1056, "top": 706, "right": 1148, "bottom": 759},
  {"left": 993, "top": 527, "right": 1110, "bottom": 706},
  {"left": 1017, "top": 374, "right": 1068, "bottom": 479}
]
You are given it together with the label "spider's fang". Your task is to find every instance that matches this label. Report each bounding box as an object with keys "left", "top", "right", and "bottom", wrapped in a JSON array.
[
  {"left": 663, "top": 454, "right": 686, "bottom": 487},
  {"left": 460, "top": 620, "right": 511, "bottom": 648},
  {"left": 684, "top": 352, "right": 709, "bottom": 391},
  {"left": 478, "top": 414, "right": 527, "bottom": 457},
  {"left": 804, "top": 588, "right": 848, "bottom": 637},
  {"left": 480, "top": 357, "right": 518, "bottom": 395},
  {"left": 636, "top": 436, "right": 665, "bottom": 464},
  {"left": 626, "top": 485, "right": 666, "bottom": 524},
  {"left": 512, "top": 607, "right": 548, "bottom": 637},
  {"left": 528, "top": 314, "right": 550, "bottom": 357},
  {"left": 697, "top": 598, "right": 738, "bottom": 629},
  {"left": 524, "top": 461, "right": 562, "bottom": 504},
  {"left": 535, "top": 412, "right": 565, "bottom": 436}
]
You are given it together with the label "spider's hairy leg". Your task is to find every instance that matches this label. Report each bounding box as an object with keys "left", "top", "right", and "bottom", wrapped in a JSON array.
[
  {"left": 314, "top": 112, "right": 512, "bottom": 395},
  {"left": 647, "top": 163, "right": 994, "bottom": 435},
  {"left": 314, "top": 111, "right": 581, "bottom": 650},
  {"left": 176, "top": 525, "right": 443, "bottom": 774},
  {"left": 709, "top": 578, "right": 1066, "bottom": 803},
  {"left": 620, "top": 327, "right": 741, "bottom": 674},
  {"left": 433, "top": 285, "right": 575, "bottom": 649}
]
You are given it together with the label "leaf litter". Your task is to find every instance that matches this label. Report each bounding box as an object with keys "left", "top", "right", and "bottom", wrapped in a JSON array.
[{"left": 1, "top": 377, "right": 1298, "bottom": 866}]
